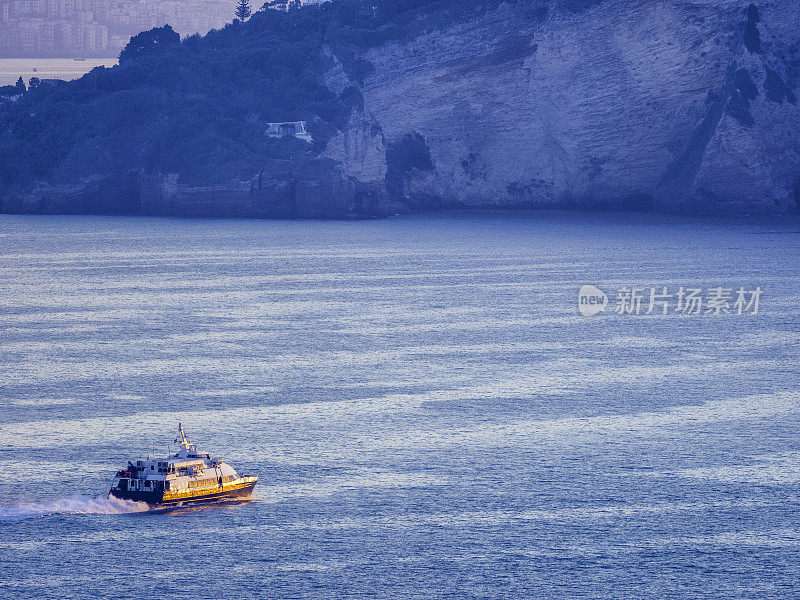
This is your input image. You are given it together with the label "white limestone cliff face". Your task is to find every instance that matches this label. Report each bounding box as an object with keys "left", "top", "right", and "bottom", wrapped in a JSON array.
[
  {"left": 321, "top": 47, "right": 388, "bottom": 185},
  {"left": 4, "top": 0, "right": 797, "bottom": 218},
  {"left": 322, "top": 112, "right": 388, "bottom": 184},
  {"left": 358, "top": 0, "right": 800, "bottom": 214}
]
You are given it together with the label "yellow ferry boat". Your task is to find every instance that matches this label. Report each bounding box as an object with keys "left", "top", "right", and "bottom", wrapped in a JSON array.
[{"left": 109, "top": 424, "right": 258, "bottom": 507}]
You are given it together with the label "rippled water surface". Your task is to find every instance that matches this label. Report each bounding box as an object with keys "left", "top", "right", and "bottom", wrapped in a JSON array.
[{"left": 1, "top": 212, "right": 799, "bottom": 599}]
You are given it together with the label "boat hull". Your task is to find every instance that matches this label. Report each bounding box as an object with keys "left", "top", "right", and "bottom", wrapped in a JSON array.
[{"left": 109, "top": 479, "right": 257, "bottom": 508}]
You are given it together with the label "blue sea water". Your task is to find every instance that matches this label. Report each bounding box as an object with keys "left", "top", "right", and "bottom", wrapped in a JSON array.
[{"left": 0, "top": 211, "right": 798, "bottom": 599}]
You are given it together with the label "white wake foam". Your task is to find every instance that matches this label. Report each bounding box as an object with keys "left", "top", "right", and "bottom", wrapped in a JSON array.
[{"left": 0, "top": 494, "right": 149, "bottom": 520}]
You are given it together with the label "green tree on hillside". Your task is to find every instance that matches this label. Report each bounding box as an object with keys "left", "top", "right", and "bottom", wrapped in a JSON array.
[
  {"left": 119, "top": 25, "right": 180, "bottom": 64},
  {"left": 235, "top": 0, "right": 252, "bottom": 21},
  {"left": 262, "top": 0, "right": 287, "bottom": 10},
  {"left": 0, "top": 77, "right": 26, "bottom": 96}
]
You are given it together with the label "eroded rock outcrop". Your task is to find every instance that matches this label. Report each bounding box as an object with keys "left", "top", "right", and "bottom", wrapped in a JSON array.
[
  {"left": 361, "top": 0, "right": 800, "bottom": 214},
  {"left": 1, "top": 0, "right": 798, "bottom": 217}
]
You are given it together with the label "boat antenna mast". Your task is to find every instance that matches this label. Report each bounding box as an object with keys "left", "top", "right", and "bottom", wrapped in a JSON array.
[
  {"left": 174, "top": 423, "right": 196, "bottom": 452},
  {"left": 177, "top": 423, "right": 188, "bottom": 445}
]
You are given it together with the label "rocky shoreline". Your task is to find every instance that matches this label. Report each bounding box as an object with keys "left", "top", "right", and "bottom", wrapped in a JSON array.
[
  {"left": 2, "top": 0, "right": 799, "bottom": 218},
  {"left": 0, "top": 171, "right": 391, "bottom": 219}
]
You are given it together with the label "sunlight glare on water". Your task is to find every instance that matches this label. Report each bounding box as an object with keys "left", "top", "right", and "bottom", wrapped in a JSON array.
[{"left": 0, "top": 211, "right": 799, "bottom": 599}]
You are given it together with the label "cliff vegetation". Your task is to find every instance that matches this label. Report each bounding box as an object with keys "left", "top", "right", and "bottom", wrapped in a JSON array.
[{"left": 0, "top": 0, "right": 798, "bottom": 216}]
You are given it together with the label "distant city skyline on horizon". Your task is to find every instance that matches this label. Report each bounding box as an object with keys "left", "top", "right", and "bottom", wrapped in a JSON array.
[{"left": 0, "top": 0, "right": 320, "bottom": 59}]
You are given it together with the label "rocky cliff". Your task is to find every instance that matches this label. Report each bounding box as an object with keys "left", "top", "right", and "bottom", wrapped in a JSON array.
[
  {"left": 1, "top": 0, "right": 799, "bottom": 217},
  {"left": 360, "top": 0, "right": 800, "bottom": 214}
]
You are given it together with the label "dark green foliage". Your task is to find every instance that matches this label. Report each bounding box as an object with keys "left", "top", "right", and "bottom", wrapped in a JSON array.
[
  {"left": 764, "top": 67, "right": 797, "bottom": 105},
  {"left": 0, "top": 77, "right": 26, "bottom": 97},
  {"left": 348, "top": 59, "right": 375, "bottom": 84},
  {"left": 119, "top": 25, "right": 181, "bottom": 64},
  {"left": 0, "top": 10, "right": 340, "bottom": 189},
  {"left": 743, "top": 4, "right": 761, "bottom": 54},
  {"left": 235, "top": 0, "right": 252, "bottom": 21},
  {"left": 0, "top": 0, "right": 558, "bottom": 195}
]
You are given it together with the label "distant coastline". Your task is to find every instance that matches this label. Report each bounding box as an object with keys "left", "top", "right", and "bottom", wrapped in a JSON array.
[
  {"left": 2, "top": 1, "right": 799, "bottom": 218},
  {"left": 0, "top": 58, "right": 118, "bottom": 86}
]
